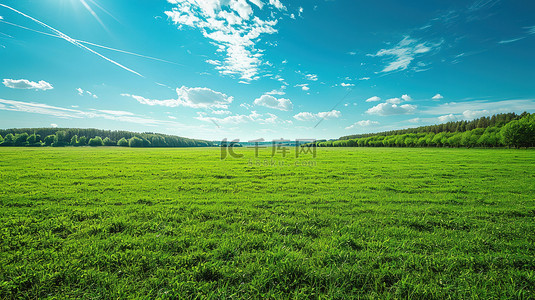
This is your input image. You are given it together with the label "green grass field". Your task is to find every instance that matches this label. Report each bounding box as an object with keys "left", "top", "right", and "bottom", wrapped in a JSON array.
[{"left": 1, "top": 147, "right": 534, "bottom": 299}]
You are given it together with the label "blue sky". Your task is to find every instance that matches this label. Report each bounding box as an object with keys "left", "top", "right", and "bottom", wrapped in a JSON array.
[{"left": 0, "top": 0, "right": 534, "bottom": 141}]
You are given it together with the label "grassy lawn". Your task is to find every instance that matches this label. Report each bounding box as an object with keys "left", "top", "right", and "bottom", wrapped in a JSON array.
[{"left": 1, "top": 147, "right": 534, "bottom": 298}]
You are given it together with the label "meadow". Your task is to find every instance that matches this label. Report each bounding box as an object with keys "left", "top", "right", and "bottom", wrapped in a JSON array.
[{"left": 0, "top": 147, "right": 534, "bottom": 299}]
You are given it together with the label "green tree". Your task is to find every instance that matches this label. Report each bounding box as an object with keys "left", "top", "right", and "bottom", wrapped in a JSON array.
[
  {"left": 53, "top": 131, "right": 68, "bottom": 147},
  {"left": 117, "top": 137, "right": 129, "bottom": 147},
  {"left": 70, "top": 135, "right": 78, "bottom": 146},
  {"left": 14, "top": 133, "right": 29, "bottom": 146},
  {"left": 88, "top": 136, "right": 104, "bottom": 147},
  {"left": 27, "top": 133, "right": 41, "bottom": 146},
  {"left": 0, "top": 134, "right": 3, "bottom": 144},
  {"left": 43, "top": 135, "right": 55, "bottom": 146},
  {"left": 1, "top": 133, "right": 14, "bottom": 146},
  {"left": 447, "top": 132, "right": 462, "bottom": 148},
  {"left": 128, "top": 136, "right": 144, "bottom": 147},
  {"left": 78, "top": 136, "right": 87, "bottom": 146},
  {"left": 103, "top": 137, "right": 115, "bottom": 146},
  {"left": 501, "top": 114, "right": 535, "bottom": 148}
]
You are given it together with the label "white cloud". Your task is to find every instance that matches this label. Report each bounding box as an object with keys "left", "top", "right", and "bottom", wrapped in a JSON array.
[
  {"left": 77, "top": 88, "right": 98, "bottom": 99},
  {"left": 366, "top": 96, "right": 381, "bottom": 102},
  {"left": 165, "top": 0, "right": 285, "bottom": 81},
  {"left": 50, "top": 123, "right": 58, "bottom": 128},
  {"left": 422, "top": 99, "right": 535, "bottom": 116},
  {"left": 249, "top": 0, "right": 264, "bottom": 9},
  {"left": 211, "top": 109, "right": 232, "bottom": 115},
  {"left": 305, "top": 74, "right": 318, "bottom": 81},
  {"left": 370, "top": 36, "right": 441, "bottom": 73},
  {"left": 94, "top": 110, "right": 135, "bottom": 116},
  {"left": 293, "top": 110, "right": 341, "bottom": 121},
  {"left": 345, "top": 120, "right": 379, "bottom": 130},
  {"left": 3, "top": 79, "right": 53, "bottom": 91},
  {"left": 269, "top": 0, "right": 286, "bottom": 10},
  {"left": 265, "top": 86, "right": 286, "bottom": 95},
  {"left": 366, "top": 102, "right": 417, "bottom": 116},
  {"left": 386, "top": 98, "right": 401, "bottom": 104},
  {"left": 432, "top": 94, "right": 444, "bottom": 100},
  {"left": 438, "top": 113, "right": 458, "bottom": 123},
  {"left": 254, "top": 94, "right": 293, "bottom": 111},
  {"left": 359, "top": 77, "right": 370, "bottom": 80},
  {"left": 195, "top": 110, "right": 290, "bottom": 125},
  {"left": 341, "top": 82, "right": 355, "bottom": 87},
  {"left": 401, "top": 94, "right": 412, "bottom": 101},
  {"left": 122, "top": 86, "right": 233, "bottom": 109},
  {"left": 295, "top": 83, "right": 309, "bottom": 91},
  {"left": 498, "top": 37, "right": 525, "bottom": 44},
  {"left": 462, "top": 109, "right": 490, "bottom": 119},
  {"left": 0, "top": 98, "right": 186, "bottom": 126}
]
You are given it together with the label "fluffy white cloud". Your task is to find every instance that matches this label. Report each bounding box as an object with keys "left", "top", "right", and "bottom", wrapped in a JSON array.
[
  {"left": 269, "top": 0, "right": 286, "bottom": 10},
  {"left": 401, "top": 94, "right": 412, "bottom": 101},
  {"left": 366, "top": 96, "right": 381, "bottom": 102},
  {"left": 50, "top": 123, "right": 58, "bottom": 128},
  {"left": 386, "top": 98, "right": 401, "bottom": 104},
  {"left": 165, "top": 0, "right": 285, "bottom": 81},
  {"left": 341, "top": 82, "right": 355, "bottom": 87},
  {"left": 293, "top": 110, "right": 341, "bottom": 121},
  {"left": 122, "top": 86, "right": 233, "bottom": 109},
  {"left": 432, "top": 94, "right": 444, "bottom": 100},
  {"left": 295, "top": 84, "right": 309, "bottom": 91},
  {"left": 265, "top": 86, "right": 286, "bottom": 95},
  {"left": 370, "top": 36, "right": 441, "bottom": 73},
  {"left": 462, "top": 109, "right": 490, "bottom": 119},
  {"left": 438, "top": 113, "right": 458, "bottom": 123},
  {"left": 3, "top": 79, "right": 53, "bottom": 90},
  {"left": 366, "top": 102, "right": 417, "bottom": 116},
  {"left": 249, "top": 0, "right": 264, "bottom": 9},
  {"left": 345, "top": 120, "right": 379, "bottom": 130},
  {"left": 254, "top": 94, "right": 293, "bottom": 111}
]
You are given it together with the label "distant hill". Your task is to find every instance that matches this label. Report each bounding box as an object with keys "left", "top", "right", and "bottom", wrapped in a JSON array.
[{"left": 0, "top": 128, "right": 213, "bottom": 148}]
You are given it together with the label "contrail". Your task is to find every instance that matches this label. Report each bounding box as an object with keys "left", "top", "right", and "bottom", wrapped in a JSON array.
[
  {"left": 0, "top": 3, "right": 144, "bottom": 78},
  {"left": 79, "top": 0, "right": 108, "bottom": 32},
  {"left": 313, "top": 88, "right": 354, "bottom": 129},
  {"left": 0, "top": 20, "right": 181, "bottom": 65}
]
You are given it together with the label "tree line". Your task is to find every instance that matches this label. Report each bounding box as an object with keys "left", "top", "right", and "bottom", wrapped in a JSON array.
[
  {"left": 340, "top": 112, "right": 525, "bottom": 140},
  {"left": 318, "top": 112, "right": 534, "bottom": 148},
  {"left": 0, "top": 128, "right": 213, "bottom": 148}
]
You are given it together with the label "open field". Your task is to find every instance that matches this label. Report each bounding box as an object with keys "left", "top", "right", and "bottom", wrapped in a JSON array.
[{"left": 1, "top": 147, "right": 534, "bottom": 298}]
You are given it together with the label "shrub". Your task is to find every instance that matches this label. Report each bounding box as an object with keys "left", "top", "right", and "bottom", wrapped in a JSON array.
[
  {"left": 117, "top": 138, "right": 129, "bottom": 147},
  {"left": 43, "top": 135, "right": 55, "bottom": 146},
  {"left": 0, "top": 134, "right": 14, "bottom": 146},
  {"left": 78, "top": 136, "right": 87, "bottom": 146},
  {"left": 103, "top": 137, "right": 115, "bottom": 146},
  {"left": 27, "top": 134, "right": 42, "bottom": 146},
  {"left": 501, "top": 114, "right": 535, "bottom": 148},
  {"left": 128, "top": 136, "right": 144, "bottom": 147},
  {"left": 14, "top": 133, "right": 29, "bottom": 146},
  {"left": 88, "top": 136, "right": 104, "bottom": 147}
]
